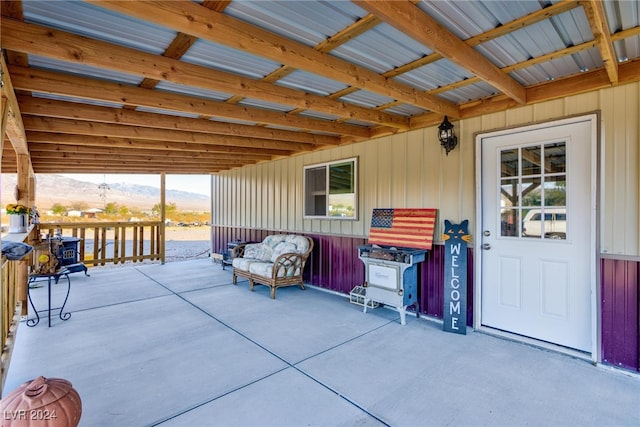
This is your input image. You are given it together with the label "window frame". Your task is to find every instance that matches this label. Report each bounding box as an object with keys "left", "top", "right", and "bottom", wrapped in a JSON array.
[{"left": 303, "top": 157, "right": 358, "bottom": 220}]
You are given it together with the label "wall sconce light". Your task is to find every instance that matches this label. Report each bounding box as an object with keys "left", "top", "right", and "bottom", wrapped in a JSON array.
[{"left": 438, "top": 116, "right": 458, "bottom": 155}]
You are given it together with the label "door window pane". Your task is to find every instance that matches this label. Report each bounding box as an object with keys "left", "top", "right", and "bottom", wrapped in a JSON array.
[
  {"left": 500, "top": 209, "right": 519, "bottom": 237},
  {"left": 521, "top": 145, "right": 541, "bottom": 176},
  {"left": 500, "top": 149, "right": 518, "bottom": 177},
  {"left": 545, "top": 142, "right": 566, "bottom": 173},
  {"left": 544, "top": 177, "right": 566, "bottom": 206},
  {"left": 500, "top": 179, "right": 518, "bottom": 208},
  {"left": 521, "top": 177, "right": 542, "bottom": 206},
  {"left": 499, "top": 142, "right": 567, "bottom": 240}
]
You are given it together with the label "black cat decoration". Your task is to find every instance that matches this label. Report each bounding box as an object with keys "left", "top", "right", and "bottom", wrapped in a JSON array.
[
  {"left": 442, "top": 220, "right": 471, "bottom": 335},
  {"left": 441, "top": 219, "right": 472, "bottom": 244}
]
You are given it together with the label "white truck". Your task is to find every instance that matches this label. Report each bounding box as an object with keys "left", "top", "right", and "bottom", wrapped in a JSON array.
[{"left": 522, "top": 208, "right": 566, "bottom": 239}]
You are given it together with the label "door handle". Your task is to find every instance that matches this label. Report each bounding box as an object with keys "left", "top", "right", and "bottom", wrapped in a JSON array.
[{"left": 482, "top": 243, "right": 491, "bottom": 250}]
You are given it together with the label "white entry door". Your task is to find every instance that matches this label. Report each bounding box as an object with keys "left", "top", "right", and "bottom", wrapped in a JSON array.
[{"left": 477, "top": 116, "right": 596, "bottom": 353}]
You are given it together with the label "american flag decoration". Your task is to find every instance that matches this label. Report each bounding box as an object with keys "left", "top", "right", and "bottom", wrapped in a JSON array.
[{"left": 368, "top": 208, "right": 437, "bottom": 250}]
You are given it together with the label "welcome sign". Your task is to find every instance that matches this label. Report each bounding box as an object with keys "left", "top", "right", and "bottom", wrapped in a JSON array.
[{"left": 442, "top": 220, "right": 471, "bottom": 335}]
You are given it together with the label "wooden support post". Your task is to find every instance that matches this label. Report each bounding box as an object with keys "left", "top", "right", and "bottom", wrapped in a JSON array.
[
  {"left": 28, "top": 174, "right": 36, "bottom": 208},
  {"left": 16, "top": 153, "right": 29, "bottom": 206},
  {"left": 1, "top": 93, "right": 8, "bottom": 150},
  {"left": 160, "top": 172, "right": 166, "bottom": 264}
]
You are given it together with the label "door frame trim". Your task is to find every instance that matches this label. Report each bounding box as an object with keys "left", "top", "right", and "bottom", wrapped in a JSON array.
[{"left": 474, "top": 113, "right": 600, "bottom": 362}]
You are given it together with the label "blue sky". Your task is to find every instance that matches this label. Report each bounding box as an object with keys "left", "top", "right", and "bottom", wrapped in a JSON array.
[{"left": 59, "top": 174, "right": 211, "bottom": 196}]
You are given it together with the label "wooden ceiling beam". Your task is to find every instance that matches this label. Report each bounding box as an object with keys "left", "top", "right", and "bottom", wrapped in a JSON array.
[
  {"left": 356, "top": 0, "right": 526, "bottom": 105},
  {"left": 31, "top": 166, "right": 233, "bottom": 174},
  {"left": 383, "top": 1, "right": 581, "bottom": 79},
  {"left": 410, "top": 25, "right": 639, "bottom": 132},
  {"left": 581, "top": 0, "right": 618, "bottom": 84},
  {"left": 90, "top": 0, "right": 459, "bottom": 117},
  {"left": 466, "top": 1, "right": 581, "bottom": 47},
  {"left": 28, "top": 143, "right": 271, "bottom": 161},
  {"left": 0, "top": 53, "right": 29, "bottom": 155},
  {"left": 28, "top": 159, "right": 237, "bottom": 173},
  {"left": 25, "top": 131, "right": 290, "bottom": 157},
  {"left": 29, "top": 151, "right": 258, "bottom": 166},
  {"left": 460, "top": 59, "right": 640, "bottom": 118},
  {"left": 8, "top": 65, "right": 370, "bottom": 138},
  {"left": 18, "top": 96, "right": 341, "bottom": 146},
  {"left": 0, "top": 1, "right": 28, "bottom": 68},
  {"left": 317, "top": 14, "right": 381, "bottom": 53},
  {"left": 22, "top": 116, "right": 314, "bottom": 153},
  {"left": 1, "top": 19, "right": 408, "bottom": 129},
  {"left": 136, "top": 32, "right": 198, "bottom": 91},
  {"left": 428, "top": 41, "right": 599, "bottom": 96},
  {"left": 134, "top": 2, "right": 230, "bottom": 98},
  {"left": 261, "top": 14, "right": 380, "bottom": 84}
]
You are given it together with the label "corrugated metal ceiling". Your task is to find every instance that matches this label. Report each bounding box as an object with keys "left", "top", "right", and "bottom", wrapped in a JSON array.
[{"left": 2, "top": 0, "right": 639, "bottom": 174}]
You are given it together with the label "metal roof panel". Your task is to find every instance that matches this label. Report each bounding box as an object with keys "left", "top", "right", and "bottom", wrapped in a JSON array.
[
  {"left": 439, "top": 81, "right": 499, "bottom": 104},
  {"left": 135, "top": 106, "right": 200, "bottom": 119},
  {"left": 154, "top": 81, "right": 232, "bottom": 102},
  {"left": 383, "top": 104, "right": 429, "bottom": 117},
  {"left": 209, "top": 116, "right": 259, "bottom": 127},
  {"left": 332, "top": 22, "right": 433, "bottom": 73},
  {"left": 225, "top": 0, "right": 367, "bottom": 47},
  {"left": 275, "top": 70, "right": 348, "bottom": 96},
  {"left": 181, "top": 39, "right": 282, "bottom": 80},
  {"left": 28, "top": 55, "right": 143, "bottom": 86},
  {"left": 297, "top": 110, "right": 341, "bottom": 122},
  {"left": 32, "top": 93, "right": 124, "bottom": 109},
  {"left": 415, "top": 0, "right": 544, "bottom": 39},
  {"left": 238, "top": 98, "right": 295, "bottom": 113},
  {"left": 22, "top": 0, "right": 176, "bottom": 55},
  {"left": 605, "top": 0, "right": 640, "bottom": 62},
  {"left": 394, "top": 60, "right": 475, "bottom": 92},
  {"left": 338, "top": 90, "right": 395, "bottom": 109}
]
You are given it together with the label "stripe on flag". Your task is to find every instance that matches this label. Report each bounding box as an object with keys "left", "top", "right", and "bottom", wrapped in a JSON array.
[{"left": 368, "top": 208, "right": 437, "bottom": 250}]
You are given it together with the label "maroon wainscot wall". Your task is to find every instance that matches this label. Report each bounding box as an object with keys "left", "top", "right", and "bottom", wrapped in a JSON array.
[
  {"left": 213, "top": 227, "right": 638, "bottom": 372},
  {"left": 600, "top": 257, "right": 640, "bottom": 372},
  {"left": 213, "top": 227, "right": 473, "bottom": 324}
]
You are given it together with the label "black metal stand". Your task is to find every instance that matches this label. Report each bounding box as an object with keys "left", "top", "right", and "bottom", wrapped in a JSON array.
[
  {"left": 222, "top": 241, "right": 247, "bottom": 270},
  {"left": 27, "top": 268, "right": 72, "bottom": 327}
]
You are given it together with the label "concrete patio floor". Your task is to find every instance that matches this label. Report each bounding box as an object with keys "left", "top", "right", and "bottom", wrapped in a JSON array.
[{"left": 3, "top": 259, "right": 639, "bottom": 427}]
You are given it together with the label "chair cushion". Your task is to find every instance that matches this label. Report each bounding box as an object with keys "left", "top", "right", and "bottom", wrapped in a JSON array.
[
  {"left": 285, "top": 235, "right": 310, "bottom": 254},
  {"left": 262, "top": 234, "right": 288, "bottom": 249},
  {"left": 232, "top": 257, "right": 258, "bottom": 271},
  {"left": 235, "top": 235, "right": 309, "bottom": 275},
  {"left": 270, "top": 241, "right": 298, "bottom": 262},
  {"left": 243, "top": 242, "right": 273, "bottom": 262},
  {"left": 249, "top": 261, "right": 296, "bottom": 278}
]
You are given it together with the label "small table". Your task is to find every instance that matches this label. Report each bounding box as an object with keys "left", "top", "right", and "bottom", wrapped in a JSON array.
[{"left": 27, "top": 268, "right": 72, "bottom": 327}]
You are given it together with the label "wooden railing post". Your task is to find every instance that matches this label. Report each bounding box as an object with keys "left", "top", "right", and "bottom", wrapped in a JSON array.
[
  {"left": 15, "top": 259, "right": 28, "bottom": 316},
  {"left": 160, "top": 172, "right": 166, "bottom": 264},
  {"left": 39, "top": 221, "right": 163, "bottom": 267}
]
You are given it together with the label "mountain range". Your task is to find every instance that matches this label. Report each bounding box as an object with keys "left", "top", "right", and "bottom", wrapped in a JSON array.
[{"left": 1, "top": 174, "right": 210, "bottom": 211}]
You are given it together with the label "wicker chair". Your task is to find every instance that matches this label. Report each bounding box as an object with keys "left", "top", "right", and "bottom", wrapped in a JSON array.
[{"left": 231, "top": 235, "right": 314, "bottom": 299}]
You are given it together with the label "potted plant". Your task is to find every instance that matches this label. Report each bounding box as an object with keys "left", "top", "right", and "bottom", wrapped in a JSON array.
[{"left": 6, "top": 203, "right": 30, "bottom": 234}]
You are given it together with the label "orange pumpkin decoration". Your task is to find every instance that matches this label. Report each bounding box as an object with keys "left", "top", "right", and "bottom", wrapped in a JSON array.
[{"left": 2, "top": 376, "right": 81, "bottom": 427}]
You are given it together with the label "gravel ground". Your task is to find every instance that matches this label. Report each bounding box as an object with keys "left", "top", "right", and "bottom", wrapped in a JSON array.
[
  {"left": 164, "top": 226, "right": 211, "bottom": 262},
  {"left": 89, "top": 226, "right": 212, "bottom": 270}
]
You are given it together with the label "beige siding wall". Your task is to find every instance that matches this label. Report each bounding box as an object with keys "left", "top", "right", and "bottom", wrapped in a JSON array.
[{"left": 212, "top": 81, "right": 640, "bottom": 256}]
